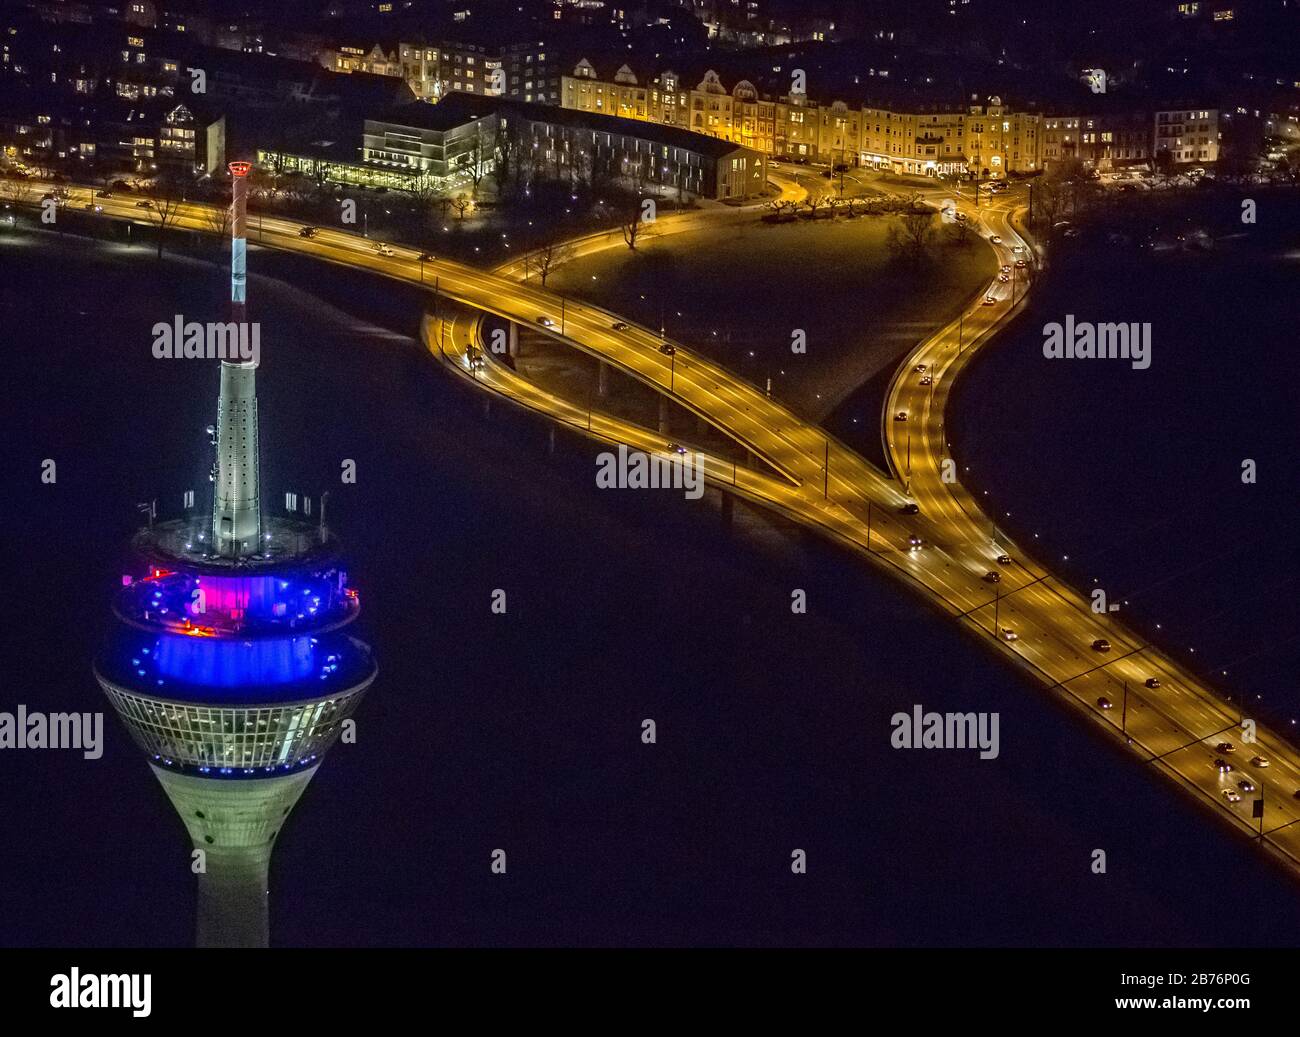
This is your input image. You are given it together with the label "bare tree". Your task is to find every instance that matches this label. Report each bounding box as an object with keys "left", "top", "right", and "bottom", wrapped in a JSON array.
[
  {"left": 141, "top": 173, "right": 189, "bottom": 259},
  {"left": 527, "top": 237, "right": 575, "bottom": 286},
  {"left": 887, "top": 211, "right": 937, "bottom": 264},
  {"left": 803, "top": 188, "right": 829, "bottom": 219},
  {"left": 946, "top": 216, "right": 976, "bottom": 246},
  {"left": 465, "top": 127, "right": 496, "bottom": 199},
  {"left": 198, "top": 189, "right": 232, "bottom": 255},
  {"left": 0, "top": 177, "right": 35, "bottom": 208},
  {"left": 620, "top": 196, "right": 654, "bottom": 250},
  {"left": 451, "top": 193, "right": 472, "bottom": 220},
  {"left": 406, "top": 175, "right": 442, "bottom": 234}
]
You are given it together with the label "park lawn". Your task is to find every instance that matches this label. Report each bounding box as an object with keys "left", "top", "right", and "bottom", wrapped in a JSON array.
[{"left": 548, "top": 213, "right": 997, "bottom": 422}]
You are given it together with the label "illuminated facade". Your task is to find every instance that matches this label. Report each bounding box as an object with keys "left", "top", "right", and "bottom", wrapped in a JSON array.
[
  {"left": 562, "top": 62, "right": 1043, "bottom": 177},
  {"left": 95, "top": 162, "right": 376, "bottom": 948},
  {"left": 1041, "top": 108, "right": 1218, "bottom": 172}
]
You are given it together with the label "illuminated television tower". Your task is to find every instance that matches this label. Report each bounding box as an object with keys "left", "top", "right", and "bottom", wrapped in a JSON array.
[{"left": 95, "top": 161, "right": 376, "bottom": 947}]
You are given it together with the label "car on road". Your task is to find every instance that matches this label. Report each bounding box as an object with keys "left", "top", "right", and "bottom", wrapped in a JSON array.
[
  {"left": 1064, "top": 227, "right": 1081, "bottom": 238},
  {"left": 418, "top": 252, "right": 436, "bottom": 263},
  {"left": 914, "top": 363, "right": 927, "bottom": 373},
  {"left": 1214, "top": 758, "right": 1233, "bottom": 773},
  {"left": 468, "top": 354, "right": 486, "bottom": 372},
  {"left": 1015, "top": 259, "right": 1028, "bottom": 268},
  {"left": 1223, "top": 789, "right": 1242, "bottom": 803},
  {"left": 894, "top": 410, "right": 908, "bottom": 421},
  {"left": 373, "top": 243, "right": 395, "bottom": 256},
  {"left": 920, "top": 374, "right": 932, "bottom": 386},
  {"left": 1000, "top": 264, "right": 1011, "bottom": 272},
  {"left": 1097, "top": 697, "right": 1113, "bottom": 710},
  {"left": 1012, "top": 244, "right": 1024, "bottom": 253},
  {"left": 990, "top": 235, "right": 1003, "bottom": 244},
  {"left": 612, "top": 321, "right": 629, "bottom": 331},
  {"left": 983, "top": 295, "right": 997, "bottom": 305},
  {"left": 899, "top": 503, "right": 920, "bottom": 515},
  {"left": 99, "top": 191, "right": 113, "bottom": 198},
  {"left": 998, "top": 273, "right": 1010, "bottom": 283},
  {"left": 983, "top": 571, "right": 1001, "bottom": 584},
  {"left": 1251, "top": 756, "right": 1270, "bottom": 768},
  {"left": 1000, "top": 627, "right": 1018, "bottom": 642},
  {"left": 83, "top": 203, "right": 103, "bottom": 213},
  {"left": 1216, "top": 742, "right": 1236, "bottom": 754},
  {"left": 1145, "top": 677, "right": 1161, "bottom": 689},
  {"left": 908, "top": 535, "right": 924, "bottom": 552},
  {"left": 996, "top": 554, "right": 1012, "bottom": 566},
  {"left": 665, "top": 443, "right": 688, "bottom": 455},
  {"left": 298, "top": 226, "right": 318, "bottom": 238},
  {"left": 1091, "top": 638, "right": 1111, "bottom": 652},
  {"left": 1238, "top": 779, "right": 1257, "bottom": 793},
  {"left": 135, "top": 200, "right": 151, "bottom": 208},
  {"left": 537, "top": 316, "right": 556, "bottom": 328},
  {"left": 658, "top": 343, "right": 676, "bottom": 356}
]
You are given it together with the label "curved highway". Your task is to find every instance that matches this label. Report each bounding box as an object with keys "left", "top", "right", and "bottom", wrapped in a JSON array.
[{"left": 31, "top": 177, "right": 1300, "bottom": 877}]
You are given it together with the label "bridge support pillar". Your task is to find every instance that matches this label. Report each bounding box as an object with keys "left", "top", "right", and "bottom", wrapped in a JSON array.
[
  {"left": 597, "top": 360, "right": 609, "bottom": 398},
  {"left": 508, "top": 321, "right": 519, "bottom": 358},
  {"left": 547, "top": 424, "right": 556, "bottom": 456},
  {"left": 657, "top": 395, "right": 669, "bottom": 434}
]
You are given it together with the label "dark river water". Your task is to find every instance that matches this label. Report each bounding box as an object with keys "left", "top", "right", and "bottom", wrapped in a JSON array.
[{"left": 2, "top": 224, "right": 1297, "bottom": 947}]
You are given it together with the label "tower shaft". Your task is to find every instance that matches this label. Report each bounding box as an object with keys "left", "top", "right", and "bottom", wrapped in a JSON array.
[
  {"left": 151, "top": 764, "right": 319, "bottom": 948},
  {"left": 213, "top": 163, "right": 261, "bottom": 555}
]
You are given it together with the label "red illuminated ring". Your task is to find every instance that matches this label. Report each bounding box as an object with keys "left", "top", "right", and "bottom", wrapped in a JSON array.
[{"left": 228, "top": 161, "right": 253, "bottom": 178}]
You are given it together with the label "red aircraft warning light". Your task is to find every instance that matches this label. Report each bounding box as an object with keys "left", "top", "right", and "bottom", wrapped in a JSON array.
[{"left": 228, "top": 161, "right": 252, "bottom": 178}]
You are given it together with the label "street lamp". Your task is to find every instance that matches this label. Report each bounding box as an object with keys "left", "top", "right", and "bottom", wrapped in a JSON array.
[{"left": 660, "top": 343, "right": 677, "bottom": 392}]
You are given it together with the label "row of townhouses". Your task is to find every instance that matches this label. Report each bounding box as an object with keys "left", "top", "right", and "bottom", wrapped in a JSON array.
[{"left": 556, "top": 61, "right": 1220, "bottom": 176}]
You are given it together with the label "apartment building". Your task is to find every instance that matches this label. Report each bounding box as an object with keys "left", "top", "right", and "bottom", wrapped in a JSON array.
[
  {"left": 561, "top": 61, "right": 1043, "bottom": 177},
  {"left": 317, "top": 31, "right": 557, "bottom": 106},
  {"left": 319, "top": 41, "right": 442, "bottom": 102},
  {"left": 1154, "top": 107, "right": 1219, "bottom": 165},
  {"left": 1041, "top": 107, "right": 1218, "bottom": 171},
  {"left": 1042, "top": 112, "right": 1153, "bottom": 171}
]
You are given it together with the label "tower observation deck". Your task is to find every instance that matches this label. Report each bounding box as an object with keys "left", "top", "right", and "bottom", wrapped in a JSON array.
[{"left": 94, "top": 161, "right": 376, "bottom": 947}]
